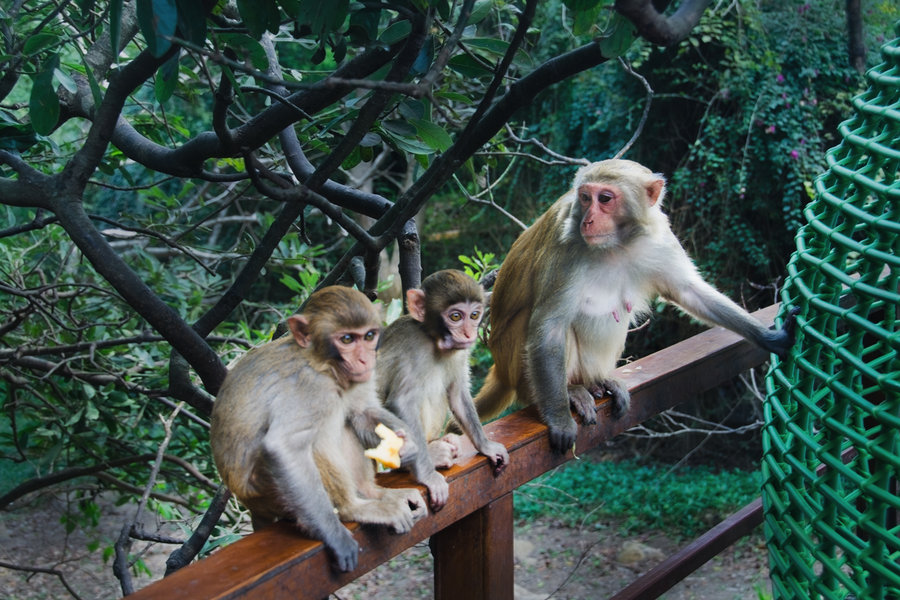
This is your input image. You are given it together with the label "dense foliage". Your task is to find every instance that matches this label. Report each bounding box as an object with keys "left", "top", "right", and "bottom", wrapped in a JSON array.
[
  {"left": 516, "top": 457, "right": 761, "bottom": 538},
  {"left": 0, "top": 0, "right": 895, "bottom": 594}
]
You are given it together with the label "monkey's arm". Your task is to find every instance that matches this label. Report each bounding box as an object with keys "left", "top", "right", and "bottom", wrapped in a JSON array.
[
  {"left": 526, "top": 300, "right": 577, "bottom": 454},
  {"left": 261, "top": 425, "right": 359, "bottom": 572},
  {"left": 382, "top": 390, "right": 449, "bottom": 509},
  {"left": 656, "top": 249, "right": 799, "bottom": 358},
  {"left": 347, "top": 404, "right": 420, "bottom": 463},
  {"left": 446, "top": 381, "right": 509, "bottom": 475}
]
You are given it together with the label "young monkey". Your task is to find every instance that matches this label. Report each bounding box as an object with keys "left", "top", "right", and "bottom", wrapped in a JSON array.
[
  {"left": 211, "top": 286, "right": 426, "bottom": 573},
  {"left": 377, "top": 270, "right": 509, "bottom": 510}
]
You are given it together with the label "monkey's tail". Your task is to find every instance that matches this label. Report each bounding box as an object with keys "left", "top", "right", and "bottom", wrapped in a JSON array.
[{"left": 474, "top": 365, "right": 517, "bottom": 422}]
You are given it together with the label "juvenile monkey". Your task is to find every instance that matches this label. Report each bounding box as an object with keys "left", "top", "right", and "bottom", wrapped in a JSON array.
[
  {"left": 476, "top": 159, "right": 798, "bottom": 453},
  {"left": 211, "top": 286, "right": 426, "bottom": 572},
  {"left": 377, "top": 270, "right": 509, "bottom": 510}
]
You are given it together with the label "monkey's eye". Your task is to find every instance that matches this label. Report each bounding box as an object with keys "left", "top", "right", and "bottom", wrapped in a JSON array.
[
  {"left": 448, "top": 311, "right": 463, "bottom": 322},
  {"left": 364, "top": 330, "right": 377, "bottom": 342},
  {"left": 339, "top": 333, "right": 355, "bottom": 345},
  {"left": 597, "top": 190, "right": 614, "bottom": 203},
  {"left": 470, "top": 311, "right": 481, "bottom": 320},
  {"left": 578, "top": 193, "right": 591, "bottom": 205}
]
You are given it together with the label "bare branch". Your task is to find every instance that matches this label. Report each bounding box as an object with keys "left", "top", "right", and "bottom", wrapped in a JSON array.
[{"left": 614, "top": 0, "right": 712, "bottom": 46}]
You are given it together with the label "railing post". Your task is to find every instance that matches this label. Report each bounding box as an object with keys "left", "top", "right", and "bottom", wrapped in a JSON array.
[{"left": 431, "top": 491, "right": 514, "bottom": 600}]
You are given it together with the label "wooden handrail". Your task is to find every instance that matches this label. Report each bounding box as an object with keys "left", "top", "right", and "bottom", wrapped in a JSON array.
[{"left": 129, "top": 304, "right": 780, "bottom": 600}]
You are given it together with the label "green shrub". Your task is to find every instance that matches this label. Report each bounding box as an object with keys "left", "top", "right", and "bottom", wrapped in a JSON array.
[{"left": 514, "top": 457, "right": 761, "bottom": 538}]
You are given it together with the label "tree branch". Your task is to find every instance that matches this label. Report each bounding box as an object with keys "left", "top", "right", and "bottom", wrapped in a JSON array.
[{"left": 614, "top": 0, "right": 711, "bottom": 46}]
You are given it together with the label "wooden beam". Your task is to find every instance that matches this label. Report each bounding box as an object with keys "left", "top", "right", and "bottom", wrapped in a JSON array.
[
  {"left": 128, "top": 305, "right": 778, "bottom": 600},
  {"left": 431, "top": 493, "right": 514, "bottom": 600},
  {"left": 609, "top": 498, "right": 764, "bottom": 600}
]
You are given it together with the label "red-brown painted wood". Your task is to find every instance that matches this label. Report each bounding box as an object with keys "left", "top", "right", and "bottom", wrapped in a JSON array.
[
  {"left": 129, "top": 305, "right": 778, "bottom": 599},
  {"left": 609, "top": 498, "right": 764, "bottom": 600},
  {"left": 431, "top": 493, "right": 514, "bottom": 600}
]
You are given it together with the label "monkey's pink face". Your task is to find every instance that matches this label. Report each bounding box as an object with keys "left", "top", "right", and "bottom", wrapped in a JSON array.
[
  {"left": 577, "top": 183, "right": 620, "bottom": 245},
  {"left": 439, "top": 301, "right": 484, "bottom": 351},
  {"left": 332, "top": 327, "right": 380, "bottom": 382}
]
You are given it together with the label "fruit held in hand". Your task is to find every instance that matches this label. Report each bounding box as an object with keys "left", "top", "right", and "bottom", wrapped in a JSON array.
[{"left": 364, "top": 423, "right": 403, "bottom": 469}]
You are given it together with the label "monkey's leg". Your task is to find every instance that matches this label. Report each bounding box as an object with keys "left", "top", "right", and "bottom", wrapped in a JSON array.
[
  {"left": 337, "top": 495, "right": 422, "bottom": 534},
  {"left": 567, "top": 385, "right": 598, "bottom": 425},
  {"left": 588, "top": 378, "right": 630, "bottom": 418}
]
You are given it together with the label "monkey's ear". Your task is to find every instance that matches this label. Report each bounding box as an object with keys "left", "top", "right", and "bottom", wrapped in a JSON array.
[
  {"left": 407, "top": 289, "right": 427, "bottom": 322},
  {"left": 287, "top": 315, "right": 312, "bottom": 348},
  {"left": 646, "top": 178, "right": 665, "bottom": 206}
]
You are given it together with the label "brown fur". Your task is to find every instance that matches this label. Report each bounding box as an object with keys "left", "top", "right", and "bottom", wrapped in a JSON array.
[
  {"left": 211, "top": 286, "right": 426, "bottom": 572},
  {"left": 476, "top": 159, "right": 797, "bottom": 453}
]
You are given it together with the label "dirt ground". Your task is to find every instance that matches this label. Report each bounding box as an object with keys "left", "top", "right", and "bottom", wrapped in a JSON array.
[{"left": 0, "top": 493, "right": 770, "bottom": 600}]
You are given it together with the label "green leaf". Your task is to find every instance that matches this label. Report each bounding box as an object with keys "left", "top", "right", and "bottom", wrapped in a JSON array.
[
  {"left": 410, "top": 118, "right": 452, "bottom": 152},
  {"left": 0, "top": 123, "right": 38, "bottom": 152},
  {"left": 218, "top": 34, "right": 269, "bottom": 70},
  {"left": 348, "top": 6, "right": 381, "bottom": 45},
  {"left": 53, "top": 68, "right": 77, "bottom": 94},
  {"left": 110, "top": 0, "right": 123, "bottom": 57},
  {"left": 448, "top": 54, "right": 494, "bottom": 79},
  {"left": 277, "top": 0, "right": 301, "bottom": 18},
  {"left": 382, "top": 119, "right": 417, "bottom": 138},
  {"left": 380, "top": 128, "right": 434, "bottom": 155},
  {"left": 237, "top": 0, "right": 280, "bottom": 39},
  {"left": 469, "top": 0, "right": 493, "bottom": 24},
  {"left": 23, "top": 33, "right": 59, "bottom": 56},
  {"left": 380, "top": 20, "right": 411, "bottom": 45},
  {"left": 29, "top": 55, "right": 60, "bottom": 136},
  {"left": 137, "top": 0, "right": 177, "bottom": 57},
  {"left": 573, "top": 3, "right": 604, "bottom": 37},
  {"left": 297, "top": 0, "right": 349, "bottom": 34},
  {"left": 562, "top": 0, "right": 604, "bottom": 9},
  {"left": 175, "top": 0, "right": 207, "bottom": 45},
  {"left": 597, "top": 12, "right": 637, "bottom": 58},
  {"left": 435, "top": 91, "right": 473, "bottom": 104},
  {"left": 280, "top": 274, "right": 303, "bottom": 293},
  {"left": 155, "top": 50, "right": 180, "bottom": 103}
]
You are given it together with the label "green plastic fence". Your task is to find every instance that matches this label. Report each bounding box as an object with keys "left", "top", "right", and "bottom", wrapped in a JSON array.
[{"left": 762, "top": 26, "right": 900, "bottom": 600}]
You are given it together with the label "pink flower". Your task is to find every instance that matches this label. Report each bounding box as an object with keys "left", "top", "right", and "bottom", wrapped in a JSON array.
[
  {"left": 776, "top": 74, "right": 785, "bottom": 83},
  {"left": 766, "top": 125, "right": 776, "bottom": 134},
  {"left": 790, "top": 150, "right": 799, "bottom": 160}
]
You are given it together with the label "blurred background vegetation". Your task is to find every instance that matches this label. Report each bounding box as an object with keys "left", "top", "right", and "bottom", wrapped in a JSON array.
[{"left": 0, "top": 0, "right": 896, "bottom": 594}]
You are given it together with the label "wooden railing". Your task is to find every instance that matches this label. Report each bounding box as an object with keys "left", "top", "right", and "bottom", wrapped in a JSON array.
[{"left": 129, "top": 305, "right": 780, "bottom": 600}]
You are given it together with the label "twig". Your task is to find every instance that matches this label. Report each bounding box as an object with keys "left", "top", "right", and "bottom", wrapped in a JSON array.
[
  {"left": 114, "top": 403, "right": 183, "bottom": 595},
  {"left": 0, "top": 560, "right": 86, "bottom": 600},
  {"left": 613, "top": 57, "right": 654, "bottom": 159}
]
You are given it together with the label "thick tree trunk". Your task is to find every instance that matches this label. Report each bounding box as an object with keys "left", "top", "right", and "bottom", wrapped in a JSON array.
[{"left": 846, "top": 0, "right": 867, "bottom": 73}]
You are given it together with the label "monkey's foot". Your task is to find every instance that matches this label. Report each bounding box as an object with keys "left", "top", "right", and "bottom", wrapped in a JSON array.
[
  {"left": 321, "top": 527, "right": 359, "bottom": 572},
  {"left": 427, "top": 434, "right": 461, "bottom": 469},
  {"left": 479, "top": 439, "right": 509, "bottom": 476},
  {"left": 418, "top": 470, "right": 449, "bottom": 511},
  {"left": 588, "top": 378, "right": 630, "bottom": 418},
  {"left": 567, "top": 385, "right": 598, "bottom": 425}
]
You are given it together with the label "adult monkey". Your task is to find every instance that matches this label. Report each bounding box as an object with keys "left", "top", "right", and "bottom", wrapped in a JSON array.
[
  {"left": 476, "top": 159, "right": 798, "bottom": 453},
  {"left": 378, "top": 270, "right": 509, "bottom": 510},
  {"left": 211, "top": 286, "right": 426, "bottom": 573}
]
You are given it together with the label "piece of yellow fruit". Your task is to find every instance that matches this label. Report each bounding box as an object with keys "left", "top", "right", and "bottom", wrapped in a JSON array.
[{"left": 364, "top": 423, "right": 404, "bottom": 469}]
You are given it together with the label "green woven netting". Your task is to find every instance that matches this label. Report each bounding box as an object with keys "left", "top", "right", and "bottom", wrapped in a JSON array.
[{"left": 763, "top": 25, "right": 900, "bottom": 600}]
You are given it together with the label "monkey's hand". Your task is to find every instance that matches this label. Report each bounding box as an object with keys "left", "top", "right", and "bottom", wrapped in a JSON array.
[
  {"left": 428, "top": 434, "right": 460, "bottom": 469},
  {"left": 364, "top": 423, "right": 404, "bottom": 469},
  {"left": 421, "top": 470, "right": 449, "bottom": 511},
  {"left": 479, "top": 439, "right": 509, "bottom": 476},
  {"left": 324, "top": 527, "right": 359, "bottom": 573},
  {"left": 547, "top": 418, "right": 578, "bottom": 455},
  {"left": 761, "top": 306, "right": 801, "bottom": 359}
]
